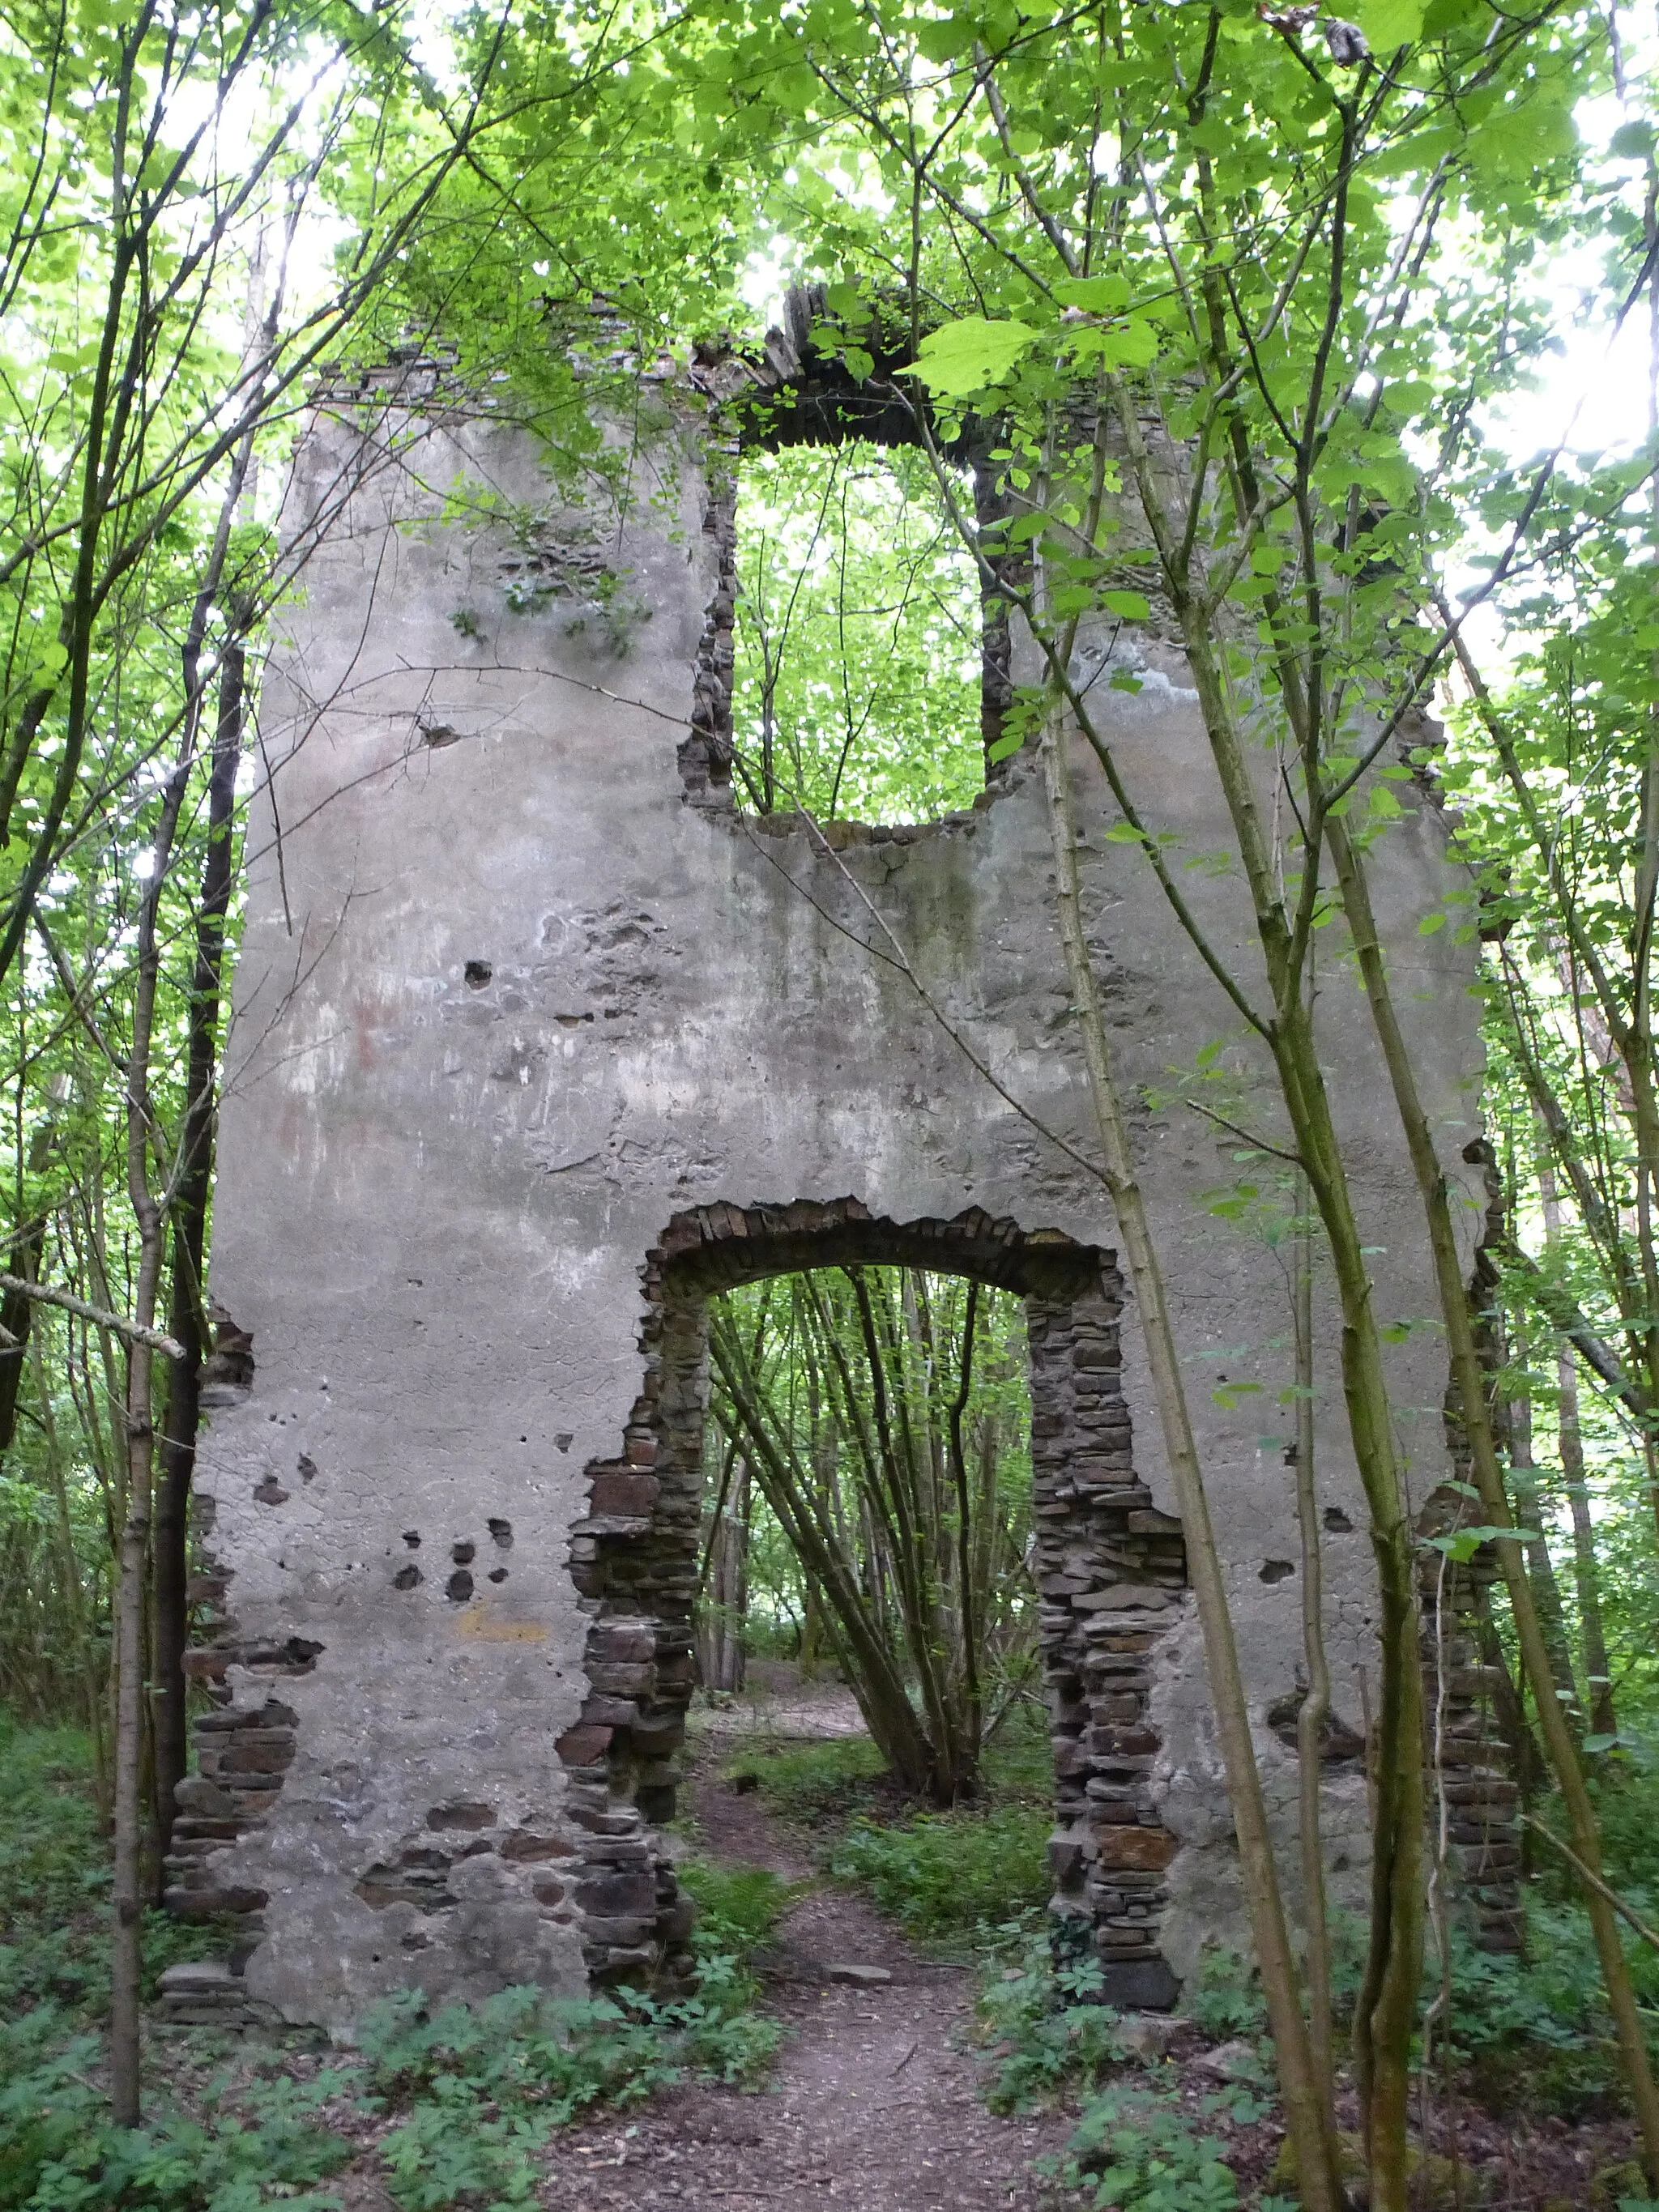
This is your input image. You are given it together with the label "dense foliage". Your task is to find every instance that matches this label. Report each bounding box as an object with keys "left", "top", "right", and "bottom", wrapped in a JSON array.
[{"left": 2, "top": 0, "right": 1659, "bottom": 2200}]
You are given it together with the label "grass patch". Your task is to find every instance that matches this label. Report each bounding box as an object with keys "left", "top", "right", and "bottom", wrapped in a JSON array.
[
  {"left": 829, "top": 1803, "right": 1051, "bottom": 1946},
  {"left": 0, "top": 1717, "right": 233, "bottom": 2022},
  {"left": 676, "top": 1857, "right": 799, "bottom": 1948},
  {"left": 719, "top": 1735, "right": 885, "bottom": 1823}
]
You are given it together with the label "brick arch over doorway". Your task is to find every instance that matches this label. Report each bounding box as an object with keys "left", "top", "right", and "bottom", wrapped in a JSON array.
[{"left": 561, "top": 1196, "right": 1189, "bottom": 2013}]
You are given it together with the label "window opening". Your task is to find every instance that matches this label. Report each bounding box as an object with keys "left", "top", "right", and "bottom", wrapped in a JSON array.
[{"left": 730, "top": 443, "right": 985, "bottom": 826}]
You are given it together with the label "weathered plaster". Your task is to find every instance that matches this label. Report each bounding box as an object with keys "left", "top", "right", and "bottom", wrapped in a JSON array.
[{"left": 177, "top": 357, "right": 1499, "bottom": 2033}]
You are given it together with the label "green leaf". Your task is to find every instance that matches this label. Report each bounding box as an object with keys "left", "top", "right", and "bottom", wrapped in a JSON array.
[
  {"left": 1055, "top": 275, "right": 1130, "bottom": 313},
  {"left": 911, "top": 318, "right": 1038, "bottom": 396},
  {"left": 1357, "top": 0, "right": 1425, "bottom": 46},
  {"left": 1102, "top": 590, "right": 1150, "bottom": 620}
]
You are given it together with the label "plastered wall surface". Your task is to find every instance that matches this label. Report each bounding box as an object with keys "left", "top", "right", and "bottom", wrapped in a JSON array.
[{"left": 179, "top": 377, "right": 1493, "bottom": 2034}]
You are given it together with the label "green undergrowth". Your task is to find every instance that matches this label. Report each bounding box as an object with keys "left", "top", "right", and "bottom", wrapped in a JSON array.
[
  {"left": 1047, "top": 2084, "right": 1299, "bottom": 2212},
  {"left": 1047, "top": 2086, "right": 1248, "bottom": 2212},
  {"left": 0, "top": 1720, "right": 232, "bottom": 2022},
  {"left": 719, "top": 1733, "right": 886, "bottom": 1822},
  {"left": 974, "top": 1933, "right": 1286, "bottom": 2212},
  {"left": 676, "top": 1856, "right": 799, "bottom": 1946},
  {"left": 1195, "top": 1896, "right": 1659, "bottom": 2125},
  {"left": 974, "top": 1923, "right": 1129, "bottom": 2112},
  {"left": 359, "top": 1935, "right": 781, "bottom": 2212},
  {"left": 2, "top": 2033, "right": 359, "bottom": 2212},
  {"left": 1180, "top": 1942, "right": 1271, "bottom": 2043},
  {"left": 1433, "top": 1899, "right": 1659, "bottom": 2115},
  {"left": 719, "top": 1708, "right": 1055, "bottom": 1948},
  {"left": 0, "top": 1718, "right": 786, "bottom": 2212},
  {"left": 830, "top": 1803, "right": 1051, "bottom": 1946}
]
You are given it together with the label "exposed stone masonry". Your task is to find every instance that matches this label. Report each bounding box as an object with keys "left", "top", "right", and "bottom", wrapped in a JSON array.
[
  {"left": 1027, "top": 1286, "right": 1187, "bottom": 2011},
  {"left": 165, "top": 1526, "right": 316, "bottom": 1929},
  {"left": 560, "top": 1196, "right": 1191, "bottom": 1999},
  {"left": 1417, "top": 1506, "right": 1525, "bottom": 1955}
]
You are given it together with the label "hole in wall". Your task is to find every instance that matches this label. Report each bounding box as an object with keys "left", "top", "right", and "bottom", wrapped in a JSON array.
[
  {"left": 562, "top": 1199, "right": 1188, "bottom": 2003},
  {"left": 428, "top": 1802, "right": 495, "bottom": 1830},
  {"left": 403, "top": 1530, "right": 421, "bottom": 1549},
  {"left": 452, "top": 1541, "right": 476, "bottom": 1564},
  {"left": 446, "top": 1570, "right": 475, "bottom": 1602},
  {"left": 488, "top": 1567, "right": 509, "bottom": 1584},
  {"left": 464, "top": 961, "right": 493, "bottom": 988},
  {"left": 488, "top": 1518, "right": 514, "bottom": 1549},
  {"left": 683, "top": 292, "right": 1029, "bottom": 826},
  {"left": 394, "top": 1564, "right": 422, "bottom": 1591},
  {"left": 1324, "top": 1507, "right": 1354, "bottom": 1534},
  {"left": 729, "top": 442, "right": 986, "bottom": 825},
  {"left": 1259, "top": 1559, "right": 1295, "bottom": 1584}
]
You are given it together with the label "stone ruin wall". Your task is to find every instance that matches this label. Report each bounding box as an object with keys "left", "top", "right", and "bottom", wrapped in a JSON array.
[{"left": 163, "top": 334, "right": 1516, "bottom": 2033}]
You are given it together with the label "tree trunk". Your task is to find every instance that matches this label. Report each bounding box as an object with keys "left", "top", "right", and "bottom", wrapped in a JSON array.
[
  {"left": 0, "top": 1097, "right": 66, "bottom": 1459},
  {"left": 698, "top": 1456, "right": 749, "bottom": 1695},
  {"left": 1503, "top": 1307, "right": 1580, "bottom": 1712},
  {"left": 151, "top": 635, "right": 243, "bottom": 1871},
  {"left": 1328, "top": 816, "right": 1659, "bottom": 2186},
  {"left": 1041, "top": 716, "right": 1342, "bottom": 2212},
  {"left": 1291, "top": 1193, "right": 1335, "bottom": 2107},
  {"left": 1539, "top": 1155, "right": 1617, "bottom": 1741}
]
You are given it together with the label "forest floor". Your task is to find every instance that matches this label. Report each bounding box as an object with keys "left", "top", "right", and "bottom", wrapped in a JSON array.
[
  {"left": 4, "top": 1689, "right": 1654, "bottom": 2211},
  {"left": 535, "top": 1677, "right": 1075, "bottom": 2212},
  {"left": 526, "top": 1672, "right": 1647, "bottom": 2212}
]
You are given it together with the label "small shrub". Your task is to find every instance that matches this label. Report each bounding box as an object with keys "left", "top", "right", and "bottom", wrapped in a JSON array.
[
  {"left": 1047, "top": 2085, "right": 1239, "bottom": 2212},
  {"left": 829, "top": 1805, "right": 1050, "bottom": 1944},
  {"left": 676, "top": 1858, "right": 797, "bottom": 1947},
  {"left": 1179, "top": 1941, "right": 1268, "bottom": 2042},
  {"left": 975, "top": 1924, "right": 1128, "bottom": 2112}
]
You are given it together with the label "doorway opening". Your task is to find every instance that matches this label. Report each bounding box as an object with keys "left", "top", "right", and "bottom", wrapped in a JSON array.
[
  {"left": 561, "top": 1200, "right": 1189, "bottom": 2010},
  {"left": 697, "top": 1263, "right": 1038, "bottom": 1805}
]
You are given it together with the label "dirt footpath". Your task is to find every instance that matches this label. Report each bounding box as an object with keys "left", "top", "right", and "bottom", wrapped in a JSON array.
[{"left": 540, "top": 1715, "right": 1075, "bottom": 2211}]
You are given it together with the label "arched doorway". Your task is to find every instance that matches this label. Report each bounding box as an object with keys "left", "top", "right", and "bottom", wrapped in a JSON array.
[{"left": 561, "top": 1197, "right": 1188, "bottom": 2011}]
